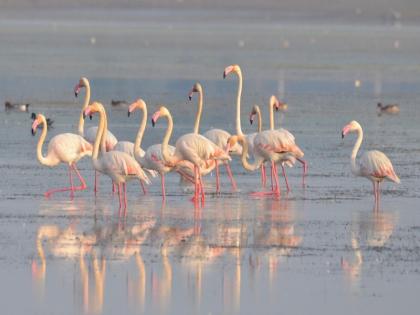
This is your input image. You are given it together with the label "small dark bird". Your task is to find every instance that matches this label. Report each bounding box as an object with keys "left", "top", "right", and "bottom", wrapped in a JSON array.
[
  {"left": 377, "top": 102, "right": 400, "bottom": 116},
  {"left": 31, "top": 112, "right": 53, "bottom": 128},
  {"left": 111, "top": 99, "right": 128, "bottom": 107},
  {"left": 5, "top": 101, "right": 29, "bottom": 112}
]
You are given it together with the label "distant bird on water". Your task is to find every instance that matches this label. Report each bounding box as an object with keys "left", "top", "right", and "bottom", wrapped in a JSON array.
[
  {"left": 377, "top": 102, "right": 400, "bottom": 116},
  {"left": 5, "top": 101, "right": 29, "bottom": 112},
  {"left": 341, "top": 120, "right": 400, "bottom": 205},
  {"left": 111, "top": 100, "right": 129, "bottom": 107}
]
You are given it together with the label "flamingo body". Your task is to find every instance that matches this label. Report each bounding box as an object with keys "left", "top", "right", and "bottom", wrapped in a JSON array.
[{"left": 46, "top": 133, "right": 93, "bottom": 166}]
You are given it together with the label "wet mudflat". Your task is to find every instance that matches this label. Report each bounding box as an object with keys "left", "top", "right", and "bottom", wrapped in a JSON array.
[{"left": 0, "top": 8, "right": 420, "bottom": 315}]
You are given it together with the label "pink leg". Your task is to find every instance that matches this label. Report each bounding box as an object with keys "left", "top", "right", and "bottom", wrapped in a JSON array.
[
  {"left": 140, "top": 180, "right": 147, "bottom": 195},
  {"left": 69, "top": 165, "right": 74, "bottom": 199},
  {"left": 273, "top": 162, "right": 281, "bottom": 196},
  {"left": 199, "top": 171, "right": 205, "bottom": 205},
  {"left": 296, "top": 158, "right": 308, "bottom": 187},
  {"left": 250, "top": 162, "right": 280, "bottom": 197},
  {"left": 123, "top": 183, "right": 128, "bottom": 216},
  {"left": 117, "top": 183, "right": 123, "bottom": 214},
  {"left": 94, "top": 171, "right": 98, "bottom": 194},
  {"left": 161, "top": 173, "right": 166, "bottom": 201},
  {"left": 215, "top": 160, "right": 221, "bottom": 194},
  {"left": 72, "top": 164, "right": 87, "bottom": 191},
  {"left": 112, "top": 182, "right": 116, "bottom": 194},
  {"left": 190, "top": 165, "right": 200, "bottom": 204},
  {"left": 281, "top": 164, "right": 290, "bottom": 192},
  {"left": 260, "top": 164, "right": 267, "bottom": 188},
  {"left": 44, "top": 164, "right": 85, "bottom": 198},
  {"left": 225, "top": 163, "right": 237, "bottom": 191}
]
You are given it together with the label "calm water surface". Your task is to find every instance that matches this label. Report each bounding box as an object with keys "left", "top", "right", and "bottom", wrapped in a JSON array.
[{"left": 0, "top": 9, "right": 419, "bottom": 315}]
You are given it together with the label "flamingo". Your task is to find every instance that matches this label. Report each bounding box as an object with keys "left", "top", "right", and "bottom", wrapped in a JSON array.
[
  {"left": 127, "top": 99, "right": 177, "bottom": 200},
  {"left": 151, "top": 106, "right": 231, "bottom": 204},
  {"left": 84, "top": 102, "right": 151, "bottom": 213},
  {"left": 31, "top": 114, "right": 92, "bottom": 198},
  {"left": 188, "top": 82, "right": 239, "bottom": 193},
  {"left": 74, "top": 77, "right": 118, "bottom": 192},
  {"left": 341, "top": 120, "right": 400, "bottom": 204}
]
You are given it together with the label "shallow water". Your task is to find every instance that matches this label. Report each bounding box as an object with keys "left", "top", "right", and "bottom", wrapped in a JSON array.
[{"left": 1, "top": 9, "right": 420, "bottom": 315}]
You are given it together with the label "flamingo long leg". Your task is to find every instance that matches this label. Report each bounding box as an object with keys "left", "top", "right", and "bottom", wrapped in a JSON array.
[
  {"left": 44, "top": 164, "right": 85, "bottom": 198},
  {"left": 250, "top": 162, "right": 281, "bottom": 197},
  {"left": 123, "top": 183, "right": 128, "bottom": 216},
  {"left": 140, "top": 180, "right": 147, "bottom": 195},
  {"left": 161, "top": 173, "right": 166, "bottom": 201},
  {"left": 296, "top": 158, "right": 308, "bottom": 187},
  {"left": 260, "top": 163, "right": 266, "bottom": 188},
  {"left": 94, "top": 171, "right": 98, "bottom": 194},
  {"left": 199, "top": 171, "right": 205, "bottom": 204},
  {"left": 71, "top": 164, "right": 87, "bottom": 191},
  {"left": 69, "top": 165, "right": 74, "bottom": 198},
  {"left": 281, "top": 164, "right": 290, "bottom": 192},
  {"left": 273, "top": 162, "right": 281, "bottom": 196},
  {"left": 225, "top": 163, "right": 237, "bottom": 191},
  {"left": 215, "top": 160, "right": 221, "bottom": 194}
]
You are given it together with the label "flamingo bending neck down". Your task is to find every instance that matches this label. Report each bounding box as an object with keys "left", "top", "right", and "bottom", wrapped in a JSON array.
[
  {"left": 84, "top": 102, "right": 150, "bottom": 214},
  {"left": 151, "top": 106, "right": 231, "bottom": 205},
  {"left": 189, "top": 82, "right": 238, "bottom": 193},
  {"left": 342, "top": 120, "right": 400, "bottom": 205},
  {"left": 74, "top": 77, "right": 118, "bottom": 193},
  {"left": 128, "top": 99, "right": 177, "bottom": 201},
  {"left": 32, "top": 114, "right": 92, "bottom": 198}
]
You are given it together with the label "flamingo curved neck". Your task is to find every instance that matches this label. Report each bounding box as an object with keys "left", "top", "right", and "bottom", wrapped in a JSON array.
[
  {"left": 134, "top": 106, "right": 148, "bottom": 160},
  {"left": 92, "top": 107, "right": 106, "bottom": 162},
  {"left": 269, "top": 97, "right": 275, "bottom": 130},
  {"left": 235, "top": 70, "right": 244, "bottom": 136},
  {"left": 193, "top": 88, "right": 203, "bottom": 134},
  {"left": 255, "top": 107, "right": 262, "bottom": 133},
  {"left": 239, "top": 137, "right": 263, "bottom": 171},
  {"left": 161, "top": 112, "right": 178, "bottom": 166},
  {"left": 36, "top": 116, "right": 55, "bottom": 166},
  {"left": 351, "top": 126, "right": 363, "bottom": 176},
  {"left": 78, "top": 81, "right": 91, "bottom": 136}
]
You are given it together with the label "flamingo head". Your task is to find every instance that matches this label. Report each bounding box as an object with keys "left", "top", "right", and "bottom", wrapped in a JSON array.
[
  {"left": 128, "top": 98, "right": 146, "bottom": 117},
  {"left": 31, "top": 113, "right": 45, "bottom": 135},
  {"left": 249, "top": 104, "right": 260, "bottom": 125},
  {"left": 151, "top": 106, "right": 169, "bottom": 127},
  {"left": 84, "top": 101, "right": 103, "bottom": 120},
  {"left": 226, "top": 135, "right": 240, "bottom": 153},
  {"left": 275, "top": 97, "right": 288, "bottom": 112},
  {"left": 188, "top": 82, "right": 202, "bottom": 101},
  {"left": 341, "top": 120, "right": 361, "bottom": 139},
  {"left": 223, "top": 64, "right": 241, "bottom": 79},
  {"left": 74, "top": 77, "right": 88, "bottom": 97}
]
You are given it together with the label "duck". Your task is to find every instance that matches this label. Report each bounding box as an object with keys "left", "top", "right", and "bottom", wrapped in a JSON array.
[
  {"left": 111, "top": 100, "right": 128, "bottom": 107},
  {"left": 377, "top": 102, "right": 400, "bottom": 116},
  {"left": 5, "top": 101, "right": 30, "bottom": 112}
]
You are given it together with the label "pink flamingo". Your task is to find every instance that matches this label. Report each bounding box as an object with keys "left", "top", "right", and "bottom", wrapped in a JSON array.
[
  {"left": 74, "top": 77, "right": 118, "bottom": 193},
  {"left": 151, "top": 106, "right": 231, "bottom": 204},
  {"left": 31, "top": 114, "right": 92, "bottom": 198},
  {"left": 84, "top": 102, "right": 150, "bottom": 213},
  {"left": 341, "top": 120, "right": 400, "bottom": 204},
  {"left": 188, "top": 82, "right": 239, "bottom": 193},
  {"left": 127, "top": 99, "right": 177, "bottom": 201}
]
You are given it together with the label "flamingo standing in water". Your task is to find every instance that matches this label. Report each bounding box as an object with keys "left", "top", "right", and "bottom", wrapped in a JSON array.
[
  {"left": 74, "top": 77, "right": 118, "bottom": 192},
  {"left": 151, "top": 106, "right": 231, "bottom": 204},
  {"left": 188, "top": 82, "right": 239, "bottom": 193},
  {"left": 31, "top": 114, "right": 92, "bottom": 198},
  {"left": 128, "top": 99, "right": 177, "bottom": 200},
  {"left": 84, "top": 102, "right": 150, "bottom": 213},
  {"left": 341, "top": 120, "right": 400, "bottom": 204}
]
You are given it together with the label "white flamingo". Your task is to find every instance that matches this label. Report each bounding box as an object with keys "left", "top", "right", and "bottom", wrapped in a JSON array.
[
  {"left": 31, "top": 114, "right": 92, "bottom": 198},
  {"left": 84, "top": 102, "right": 150, "bottom": 213},
  {"left": 341, "top": 120, "right": 400, "bottom": 204}
]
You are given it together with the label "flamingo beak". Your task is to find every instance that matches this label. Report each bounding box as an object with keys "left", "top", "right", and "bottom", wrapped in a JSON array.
[
  {"left": 74, "top": 84, "right": 81, "bottom": 97},
  {"left": 249, "top": 113, "right": 254, "bottom": 125},
  {"left": 151, "top": 111, "right": 160, "bottom": 127},
  {"left": 223, "top": 71, "right": 227, "bottom": 79},
  {"left": 151, "top": 119, "right": 156, "bottom": 127},
  {"left": 341, "top": 125, "right": 351, "bottom": 139},
  {"left": 128, "top": 110, "right": 131, "bottom": 117},
  {"left": 31, "top": 119, "right": 39, "bottom": 135}
]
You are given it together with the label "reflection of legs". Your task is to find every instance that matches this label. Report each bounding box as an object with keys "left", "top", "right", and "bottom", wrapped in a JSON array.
[
  {"left": 191, "top": 165, "right": 199, "bottom": 203},
  {"left": 215, "top": 160, "right": 220, "bottom": 194},
  {"left": 94, "top": 171, "right": 98, "bottom": 194},
  {"left": 225, "top": 163, "right": 237, "bottom": 191},
  {"left": 296, "top": 158, "right": 308, "bottom": 187}
]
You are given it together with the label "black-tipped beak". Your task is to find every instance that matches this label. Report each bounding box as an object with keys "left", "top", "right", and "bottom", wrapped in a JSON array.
[
  {"left": 275, "top": 107, "right": 279, "bottom": 112},
  {"left": 188, "top": 95, "right": 192, "bottom": 101},
  {"left": 151, "top": 119, "right": 156, "bottom": 127},
  {"left": 341, "top": 132, "right": 345, "bottom": 139},
  {"left": 89, "top": 115, "right": 92, "bottom": 120},
  {"left": 223, "top": 72, "right": 226, "bottom": 79},
  {"left": 250, "top": 119, "right": 253, "bottom": 125},
  {"left": 75, "top": 92, "right": 78, "bottom": 97},
  {"left": 31, "top": 128, "right": 36, "bottom": 136},
  {"left": 128, "top": 111, "right": 131, "bottom": 117}
]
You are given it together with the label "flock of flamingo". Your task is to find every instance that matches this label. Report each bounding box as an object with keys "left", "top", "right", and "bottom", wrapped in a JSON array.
[{"left": 31, "top": 64, "right": 400, "bottom": 213}]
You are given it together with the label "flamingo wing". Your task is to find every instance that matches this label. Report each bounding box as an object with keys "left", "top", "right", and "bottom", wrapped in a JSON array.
[
  {"left": 204, "top": 128, "right": 242, "bottom": 154},
  {"left": 85, "top": 126, "right": 118, "bottom": 151},
  {"left": 102, "top": 151, "right": 150, "bottom": 184},
  {"left": 48, "top": 133, "right": 92, "bottom": 164},
  {"left": 359, "top": 150, "right": 400, "bottom": 183}
]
